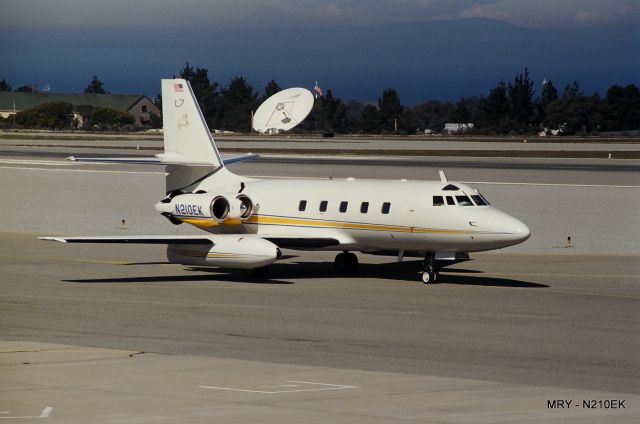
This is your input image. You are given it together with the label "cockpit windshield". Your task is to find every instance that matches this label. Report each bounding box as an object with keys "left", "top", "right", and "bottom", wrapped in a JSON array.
[
  {"left": 471, "top": 195, "right": 487, "bottom": 206},
  {"left": 456, "top": 195, "right": 473, "bottom": 206},
  {"left": 471, "top": 189, "right": 491, "bottom": 206},
  {"left": 432, "top": 189, "right": 491, "bottom": 207}
]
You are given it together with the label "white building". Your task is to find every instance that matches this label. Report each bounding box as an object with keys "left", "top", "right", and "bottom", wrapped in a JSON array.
[{"left": 443, "top": 123, "right": 474, "bottom": 134}]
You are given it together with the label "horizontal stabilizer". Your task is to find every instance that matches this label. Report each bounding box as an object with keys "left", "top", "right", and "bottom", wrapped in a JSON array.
[
  {"left": 66, "top": 153, "right": 258, "bottom": 166},
  {"left": 67, "top": 156, "right": 162, "bottom": 164},
  {"left": 221, "top": 153, "right": 260, "bottom": 165}
]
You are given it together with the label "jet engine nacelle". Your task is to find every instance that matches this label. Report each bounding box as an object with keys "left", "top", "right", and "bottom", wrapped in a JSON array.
[
  {"left": 156, "top": 193, "right": 253, "bottom": 223},
  {"left": 167, "top": 235, "right": 279, "bottom": 269},
  {"left": 228, "top": 194, "right": 253, "bottom": 220}
]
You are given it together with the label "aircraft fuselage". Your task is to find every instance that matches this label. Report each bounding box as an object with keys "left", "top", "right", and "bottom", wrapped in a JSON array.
[{"left": 179, "top": 177, "right": 530, "bottom": 254}]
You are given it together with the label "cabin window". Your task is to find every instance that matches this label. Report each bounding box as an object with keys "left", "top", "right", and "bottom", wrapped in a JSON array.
[
  {"left": 360, "top": 202, "right": 369, "bottom": 213},
  {"left": 381, "top": 202, "right": 391, "bottom": 214},
  {"left": 339, "top": 201, "right": 348, "bottom": 213},
  {"left": 433, "top": 196, "right": 444, "bottom": 206},
  {"left": 471, "top": 195, "right": 488, "bottom": 206},
  {"left": 456, "top": 195, "right": 473, "bottom": 206},
  {"left": 298, "top": 200, "right": 307, "bottom": 211},
  {"left": 319, "top": 200, "right": 328, "bottom": 212},
  {"left": 446, "top": 196, "right": 456, "bottom": 205}
]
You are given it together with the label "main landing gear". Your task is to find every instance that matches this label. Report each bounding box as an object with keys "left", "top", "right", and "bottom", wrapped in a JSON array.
[
  {"left": 334, "top": 252, "right": 358, "bottom": 273},
  {"left": 420, "top": 253, "right": 439, "bottom": 284},
  {"left": 246, "top": 265, "right": 270, "bottom": 278}
]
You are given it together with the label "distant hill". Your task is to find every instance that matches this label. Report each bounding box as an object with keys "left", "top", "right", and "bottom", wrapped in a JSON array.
[{"left": 1, "top": 18, "right": 637, "bottom": 104}]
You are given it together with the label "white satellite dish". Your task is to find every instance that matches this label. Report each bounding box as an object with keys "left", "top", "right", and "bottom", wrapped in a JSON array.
[{"left": 252, "top": 88, "right": 314, "bottom": 134}]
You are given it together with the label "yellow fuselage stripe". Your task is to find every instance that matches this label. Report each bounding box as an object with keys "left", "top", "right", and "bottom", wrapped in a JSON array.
[{"left": 179, "top": 214, "right": 474, "bottom": 234}]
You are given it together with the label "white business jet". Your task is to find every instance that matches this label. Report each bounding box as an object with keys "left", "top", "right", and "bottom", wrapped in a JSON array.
[{"left": 41, "top": 79, "right": 530, "bottom": 283}]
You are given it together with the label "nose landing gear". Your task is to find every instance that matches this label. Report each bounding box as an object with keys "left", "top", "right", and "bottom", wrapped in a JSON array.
[{"left": 420, "top": 253, "right": 439, "bottom": 284}]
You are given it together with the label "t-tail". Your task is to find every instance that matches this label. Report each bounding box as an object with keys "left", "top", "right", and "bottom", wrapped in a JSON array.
[
  {"left": 159, "top": 79, "right": 223, "bottom": 167},
  {"left": 64, "top": 78, "right": 256, "bottom": 194},
  {"left": 159, "top": 78, "right": 247, "bottom": 194}
]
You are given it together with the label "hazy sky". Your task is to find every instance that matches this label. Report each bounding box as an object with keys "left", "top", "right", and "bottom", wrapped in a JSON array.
[{"left": 2, "top": 0, "right": 638, "bottom": 103}]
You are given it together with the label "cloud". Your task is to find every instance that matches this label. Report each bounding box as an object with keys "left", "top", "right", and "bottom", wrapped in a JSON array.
[
  {"left": 461, "top": 0, "right": 640, "bottom": 28},
  {"left": 2, "top": 0, "right": 638, "bottom": 30}
]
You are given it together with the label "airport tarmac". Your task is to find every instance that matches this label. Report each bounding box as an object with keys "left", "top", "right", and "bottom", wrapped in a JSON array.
[
  {"left": 1, "top": 147, "right": 639, "bottom": 422},
  {"left": 1, "top": 234, "right": 639, "bottom": 422}
]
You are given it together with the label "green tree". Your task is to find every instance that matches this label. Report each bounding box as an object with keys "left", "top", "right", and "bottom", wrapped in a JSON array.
[
  {"left": 507, "top": 67, "right": 534, "bottom": 129},
  {"left": 89, "top": 107, "right": 134, "bottom": 128},
  {"left": 311, "top": 89, "right": 349, "bottom": 132},
  {"left": 84, "top": 75, "right": 108, "bottom": 94},
  {"left": 602, "top": 84, "right": 640, "bottom": 131},
  {"left": 378, "top": 88, "right": 403, "bottom": 132},
  {"left": 16, "top": 85, "right": 34, "bottom": 92},
  {"left": 15, "top": 102, "right": 73, "bottom": 129},
  {"left": 452, "top": 98, "right": 470, "bottom": 123},
  {"left": 561, "top": 81, "right": 582, "bottom": 99},
  {"left": 544, "top": 94, "right": 602, "bottom": 135},
  {"left": 262, "top": 79, "right": 282, "bottom": 100},
  {"left": 357, "top": 104, "right": 381, "bottom": 133},
  {"left": 480, "top": 81, "right": 510, "bottom": 133},
  {"left": 536, "top": 79, "right": 558, "bottom": 125},
  {"left": 404, "top": 100, "right": 454, "bottom": 133},
  {"left": 218, "top": 76, "right": 258, "bottom": 132},
  {"left": 0, "top": 79, "right": 11, "bottom": 92}
]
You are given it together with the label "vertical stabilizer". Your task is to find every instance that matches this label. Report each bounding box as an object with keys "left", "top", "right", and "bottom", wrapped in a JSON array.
[{"left": 160, "top": 79, "right": 223, "bottom": 167}]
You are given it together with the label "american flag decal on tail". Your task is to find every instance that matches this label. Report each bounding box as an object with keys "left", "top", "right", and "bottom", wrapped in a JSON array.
[{"left": 174, "top": 83, "right": 184, "bottom": 92}]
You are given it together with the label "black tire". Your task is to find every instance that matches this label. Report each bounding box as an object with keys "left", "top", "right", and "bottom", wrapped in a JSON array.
[
  {"left": 334, "top": 253, "right": 347, "bottom": 272},
  {"left": 345, "top": 252, "right": 359, "bottom": 273}
]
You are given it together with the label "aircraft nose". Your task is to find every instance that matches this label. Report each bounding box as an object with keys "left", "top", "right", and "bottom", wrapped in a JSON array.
[
  {"left": 505, "top": 216, "right": 530, "bottom": 244},
  {"left": 513, "top": 220, "right": 531, "bottom": 243}
]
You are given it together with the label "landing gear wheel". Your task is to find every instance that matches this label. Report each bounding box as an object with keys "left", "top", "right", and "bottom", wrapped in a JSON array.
[
  {"left": 421, "top": 270, "right": 438, "bottom": 284},
  {"left": 334, "top": 253, "right": 347, "bottom": 272},
  {"left": 345, "top": 252, "right": 358, "bottom": 272},
  {"left": 420, "top": 252, "right": 440, "bottom": 284},
  {"left": 334, "top": 252, "right": 358, "bottom": 273}
]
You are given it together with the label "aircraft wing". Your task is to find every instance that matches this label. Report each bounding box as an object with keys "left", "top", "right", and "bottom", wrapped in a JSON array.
[
  {"left": 39, "top": 235, "right": 213, "bottom": 244},
  {"left": 39, "top": 235, "right": 340, "bottom": 248},
  {"left": 262, "top": 237, "right": 341, "bottom": 248},
  {"left": 65, "top": 153, "right": 259, "bottom": 166}
]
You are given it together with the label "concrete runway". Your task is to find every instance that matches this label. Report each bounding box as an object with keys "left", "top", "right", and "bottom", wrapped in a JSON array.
[
  {"left": 1, "top": 147, "right": 638, "bottom": 254},
  {"left": 1, "top": 148, "right": 639, "bottom": 422},
  {"left": 3, "top": 133, "right": 640, "bottom": 151}
]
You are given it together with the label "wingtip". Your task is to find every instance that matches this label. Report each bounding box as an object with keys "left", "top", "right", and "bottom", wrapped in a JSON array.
[{"left": 38, "top": 237, "right": 67, "bottom": 243}]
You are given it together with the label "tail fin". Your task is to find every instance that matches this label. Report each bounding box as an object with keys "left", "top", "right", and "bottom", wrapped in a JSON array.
[{"left": 160, "top": 79, "right": 223, "bottom": 168}]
